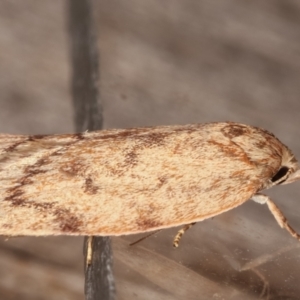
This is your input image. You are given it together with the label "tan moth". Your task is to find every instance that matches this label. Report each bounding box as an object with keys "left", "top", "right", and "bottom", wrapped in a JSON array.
[{"left": 0, "top": 122, "right": 299, "bottom": 246}]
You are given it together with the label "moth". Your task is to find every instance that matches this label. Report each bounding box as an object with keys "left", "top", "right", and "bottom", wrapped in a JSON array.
[{"left": 0, "top": 122, "right": 299, "bottom": 247}]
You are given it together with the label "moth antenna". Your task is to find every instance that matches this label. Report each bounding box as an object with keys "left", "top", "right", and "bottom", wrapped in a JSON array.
[
  {"left": 129, "top": 230, "right": 161, "bottom": 246},
  {"left": 173, "top": 222, "right": 196, "bottom": 248},
  {"left": 252, "top": 194, "right": 300, "bottom": 241}
]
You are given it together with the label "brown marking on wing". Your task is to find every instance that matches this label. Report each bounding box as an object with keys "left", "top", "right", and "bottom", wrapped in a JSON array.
[
  {"left": 123, "top": 149, "right": 139, "bottom": 167},
  {"left": 157, "top": 176, "right": 168, "bottom": 188},
  {"left": 3, "top": 132, "right": 84, "bottom": 153},
  {"left": 251, "top": 126, "right": 290, "bottom": 164},
  {"left": 254, "top": 140, "right": 267, "bottom": 149},
  {"left": 4, "top": 196, "right": 82, "bottom": 233},
  {"left": 87, "top": 124, "right": 204, "bottom": 143},
  {"left": 2, "top": 224, "right": 13, "bottom": 229},
  {"left": 28, "top": 134, "right": 48, "bottom": 140},
  {"left": 30, "top": 202, "right": 55, "bottom": 211},
  {"left": 136, "top": 218, "right": 161, "bottom": 231},
  {"left": 134, "top": 202, "right": 163, "bottom": 231},
  {"left": 3, "top": 154, "right": 57, "bottom": 208},
  {"left": 4, "top": 189, "right": 26, "bottom": 206},
  {"left": 253, "top": 126, "right": 277, "bottom": 140},
  {"left": 3, "top": 145, "right": 86, "bottom": 233},
  {"left": 121, "top": 132, "right": 170, "bottom": 169},
  {"left": 221, "top": 124, "right": 250, "bottom": 138},
  {"left": 50, "top": 151, "right": 63, "bottom": 157},
  {"left": 19, "top": 176, "right": 34, "bottom": 185},
  {"left": 5, "top": 158, "right": 51, "bottom": 204},
  {"left": 138, "top": 132, "right": 169, "bottom": 148},
  {"left": 172, "top": 142, "right": 182, "bottom": 155},
  {"left": 25, "top": 158, "right": 50, "bottom": 174},
  {"left": 231, "top": 170, "right": 250, "bottom": 179},
  {"left": 53, "top": 208, "right": 83, "bottom": 233},
  {"left": 29, "top": 132, "right": 84, "bottom": 141},
  {"left": 4, "top": 181, "right": 56, "bottom": 209},
  {"left": 207, "top": 139, "right": 251, "bottom": 163},
  {"left": 91, "top": 127, "right": 151, "bottom": 141},
  {"left": 3, "top": 185, "right": 78, "bottom": 232},
  {"left": 83, "top": 177, "right": 99, "bottom": 195},
  {"left": 173, "top": 124, "right": 204, "bottom": 133},
  {"left": 204, "top": 178, "right": 223, "bottom": 193},
  {"left": 219, "top": 189, "right": 232, "bottom": 203},
  {"left": 73, "top": 133, "right": 85, "bottom": 140},
  {"left": 4, "top": 139, "right": 28, "bottom": 152}
]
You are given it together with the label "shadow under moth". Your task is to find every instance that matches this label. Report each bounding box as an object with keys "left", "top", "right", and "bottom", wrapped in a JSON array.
[{"left": 0, "top": 122, "right": 299, "bottom": 246}]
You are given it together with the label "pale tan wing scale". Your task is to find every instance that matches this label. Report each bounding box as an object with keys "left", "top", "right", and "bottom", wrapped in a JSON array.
[{"left": 0, "top": 123, "right": 290, "bottom": 236}]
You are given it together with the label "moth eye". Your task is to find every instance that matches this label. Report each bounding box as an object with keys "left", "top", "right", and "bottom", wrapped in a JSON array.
[{"left": 271, "top": 166, "right": 289, "bottom": 183}]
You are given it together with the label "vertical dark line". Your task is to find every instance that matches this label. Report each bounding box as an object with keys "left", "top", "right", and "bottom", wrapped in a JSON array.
[
  {"left": 68, "top": 0, "right": 103, "bottom": 132},
  {"left": 67, "top": 0, "right": 115, "bottom": 299}
]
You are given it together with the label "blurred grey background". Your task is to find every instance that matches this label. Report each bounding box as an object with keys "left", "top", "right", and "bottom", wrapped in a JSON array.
[{"left": 0, "top": 1, "right": 300, "bottom": 299}]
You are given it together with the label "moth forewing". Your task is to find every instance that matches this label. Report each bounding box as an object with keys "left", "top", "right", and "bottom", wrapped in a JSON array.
[{"left": 0, "top": 122, "right": 299, "bottom": 246}]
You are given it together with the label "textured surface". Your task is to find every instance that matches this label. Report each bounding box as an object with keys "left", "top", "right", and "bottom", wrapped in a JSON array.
[{"left": 0, "top": 123, "right": 295, "bottom": 236}]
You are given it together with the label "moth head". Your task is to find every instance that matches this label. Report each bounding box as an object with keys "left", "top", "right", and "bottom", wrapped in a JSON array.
[{"left": 270, "top": 148, "right": 300, "bottom": 187}]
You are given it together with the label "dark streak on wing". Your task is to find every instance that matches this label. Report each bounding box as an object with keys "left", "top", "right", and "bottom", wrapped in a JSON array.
[
  {"left": 1, "top": 133, "right": 88, "bottom": 232},
  {"left": 221, "top": 123, "right": 250, "bottom": 138},
  {"left": 84, "top": 177, "right": 99, "bottom": 195}
]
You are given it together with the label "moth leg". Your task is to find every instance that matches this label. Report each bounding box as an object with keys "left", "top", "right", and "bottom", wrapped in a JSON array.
[
  {"left": 252, "top": 194, "right": 300, "bottom": 241},
  {"left": 86, "top": 236, "right": 93, "bottom": 268},
  {"left": 173, "top": 222, "right": 196, "bottom": 248}
]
